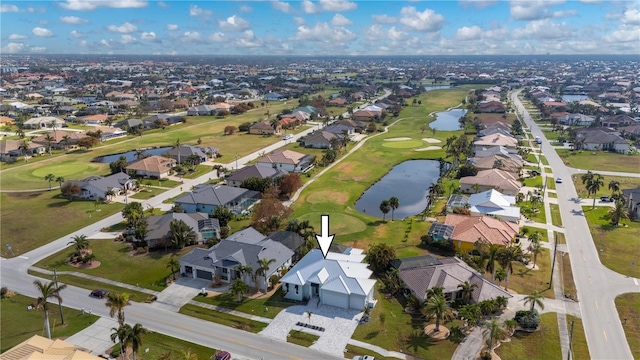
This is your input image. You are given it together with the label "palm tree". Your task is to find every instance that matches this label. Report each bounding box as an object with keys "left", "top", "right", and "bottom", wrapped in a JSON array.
[
  {"left": 55, "top": 176, "right": 65, "bottom": 189},
  {"left": 472, "top": 183, "right": 480, "bottom": 194},
  {"left": 586, "top": 173, "right": 604, "bottom": 209},
  {"left": 495, "top": 267, "right": 507, "bottom": 288},
  {"left": 105, "top": 189, "right": 116, "bottom": 202},
  {"left": 379, "top": 200, "right": 391, "bottom": 221},
  {"left": 255, "top": 258, "right": 276, "bottom": 292},
  {"left": 422, "top": 293, "right": 454, "bottom": 332},
  {"left": 67, "top": 234, "right": 90, "bottom": 256},
  {"left": 498, "top": 245, "right": 524, "bottom": 291},
  {"left": 529, "top": 241, "right": 543, "bottom": 268},
  {"left": 18, "top": 139, "right": 31, "bottom": 162},
  {"left": 484, "top": 244, "right": 502, "bottom": 282},
  {"left": 229, "top": 278, "right": 249, "bottom": 302},
  {"left": 484, "top": 319, "right": 507, "bottom": 351},
  {"left": 388, "top": 197, "right": 399, "bottom": 221},
  {"left": 128, "top": 323, "right": 149, "bottom": 360},
  {"left": 608, "top": 180, "right": 621, "bottom": 198},
  {"left": 608, "top": 200, "right": 629, "bottom": 226},
  {"left": 61, "top": 135, "right": 71, "bottom": 150},
  {"left": 580, "top": 170, "right": 594, "bottom": 186},
  {"left": 45, "top": 173, "right": 56, "bottom": 191},
  {"left": 170, "top": 219, "right": 196, "bottom": 249},
  {"left": 235, "top": 264, "right": 253, "bottom": 285},
  {"left": 33, "top": 280, "right": 64, "bottom": 339},
  {"left": 110, "top": 325, "right": 130, "bottom": 360},
  {"left": 106, "top": 292, "right": 131, "bottom": 327},
  {"left": 504, "top": 319, "right": 518, "bottom": 337},
  {"left": 175, "top": 138, "right": 181, "bottom": 164},
  {"left": 457, "top": 281, "right": 478, "bottom": 305},
  {"left": 523, "top": 290, "right": 545, "bottom": 313},
  {"left": 167, "top": 258, "right": 180, "bottom": 280},
  {"left": 44, "top": 133, "right": 55, "bottom": 155}
]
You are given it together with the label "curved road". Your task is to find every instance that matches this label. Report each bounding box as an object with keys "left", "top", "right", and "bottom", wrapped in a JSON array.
[{"left": 511, "top": 90, "right": 639, "bottom": 360}]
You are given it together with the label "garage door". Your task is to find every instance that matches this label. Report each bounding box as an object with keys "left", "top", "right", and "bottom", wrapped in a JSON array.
[
  {"left": 196, "top": 269, "right": 213, "bottom": 280},
  {"left": 349, "top": 294, "right": 364, "bottom": 310},
  {"left": 321, "top": 290, "right": 348, "bottom": 309}
]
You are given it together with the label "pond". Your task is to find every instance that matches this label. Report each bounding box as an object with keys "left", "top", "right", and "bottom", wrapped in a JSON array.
[
  {"left": 429, "top": 108, "right": 467, "bottom": 131},
  {"left": 93, "top": 146, "right": 172, "bottom": 163},
  {"left": 423, "top": 85, "right": 452, "bottom": 91},
  {"left": 355, "top": 160, "right": 441, "bottom": 219},
  {"left": 562, "top": 95, "right": 589, "bottom": 103}
]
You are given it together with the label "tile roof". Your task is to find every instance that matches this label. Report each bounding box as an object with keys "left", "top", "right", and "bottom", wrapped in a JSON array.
[
  {"left": 444, "top": 213, "right": 519, "bottom": 246},
  {"left": 126, "top": 155, "right": 175, "bottom": 173},
  {"left": 459, "top": 169, "right": 522, "bottom": 192},
  {"left": 256, "top": 149, "right": 307, "bottom": 165}
]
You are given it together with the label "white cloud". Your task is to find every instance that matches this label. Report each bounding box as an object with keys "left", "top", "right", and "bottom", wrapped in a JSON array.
[
  {"left": 8, "top": 34, "right": 28, "bottom": 40},
  {"left": 209, "top": 32, "right": 226, "bottom": 42},
  {"left": 363, "top": 24, "right": 407, "bottom": 43},
  {"left": 60, "top": 15, "right": 88, "bottom": 24},
  {"left": 271, "top": 1, "right": 293, "bottom": 13},
  {"left": 459, "top": 0, "right": 497, "bottom": 9},
  {"left": 157, "top": 1, "right": 169, "bottom": 8},
  {"left": 0, "top": 4, "right": 19, "bottom": 12},
  {"left": 166, "top": 24, "right": 179, "bottom": 31},
  {"left": 455, "top": 25, "right": 482, "bottom": 40},
  {"left": 32, "top": 27, "right": 54, "bottom": 37},
  {"left": 294, "top": 17, "right": 306, "bottom": 25},
  {"left": 319, "top": 0, "right": 357, "bottom": 12},
  {"left": 219, "top": 15, "right": 250, "bottom": 31},
  {"left": 239, "top": 5, "right": 252, "bottom": 12},
  {"left": 99, "top": 39, "right": 111, "bottom": 47},
  {"left": 294, "top": 22, "right": 357, "bottom": 43},
  {"left": 607, "top": 25, "right": 640, "bottom": 42},
  {"left": 189, "top": 5, "right": 212, "bottom": 17},
  {"left": 1, "top": 42, "right": 25, "bottom": 53},
  {"left": 30, "top": 46, "right": 46, "bottom": 53},
  {"left": 301, "top": 0, "right": 320, "bottom": 14},
  {"left": 70, "top": 30, "right": 84, "bottom": 38},
  {"left": 372, "top": 14, "right": 397, "bottom": 24},
  {"left": 182, "top": 31, "right": 202, "bottom": 43},
  {"left": 141, "top": 32, "right": 157, "bottom": 41},
  {"left": 60, "top": 0, "right": 147, "bottom": 11},
  {"left": 78, "top": 40, "right": 87, "bottom": 47},
  {"left": 510, "top": 1, "right": 564, "bottom": 21},
  {"left": 235, "top": 30, "right": 262, "bottom": 47},
  {"left": 622, "top": 8, "right": 640, "bottom": 25},
  {"left": 121, "top": 34, "right": 136, "bottom": 43},
  {"left": 399, "top": 6, "right": 445, "bottom": 32},
  {"left": 331, "top": 14, "right": 353, "bottom": 26},
  {"left": 512, "top": 19, "right": 574, "bottom": 40},
  {"left": 107, "top": 22, "right": 137, "bottom": 33}
]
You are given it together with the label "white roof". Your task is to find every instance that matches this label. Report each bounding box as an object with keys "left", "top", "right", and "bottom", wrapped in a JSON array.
[{"left": 468, "top": 189, "right": 520, "bottom": 220}]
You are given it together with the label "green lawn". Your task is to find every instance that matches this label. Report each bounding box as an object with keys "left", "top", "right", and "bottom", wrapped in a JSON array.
[
  {"left": 615, "top": 293, "right": 640, "bottom": 359},
  {"left": 566, "top": 316, "right": 591, "bottom": 360},
  {"left": 286, "top": 330, "right": 319, "bottom": 347},
  {"left": 572, "top": 175, "right": 640, "bottom": 200},
  {"left": 503, "top": 248, "right": 554, "bottom": 299},
  {"left": 34, "top": 239, "right": 194, "bottom": 291},
  {"left": 557, "top": 149, "right": 640, "bottom": 173},
  {"left": 1, "top": 294, "right": 99, "bottom": 353},
  {"left": 344, "top": 344, "right": 394, "bottom": 360},
  {"left": 583, "top": 206, "right": 640, "bottom": 277},
  {"left": 522, "top": 175, "right": 543, "bottom": 188},
  {"left": 193, "top": 287, "right": 295, "bottom": 319},
  {"left": 549, "top": 204, "right": 562, "bottom": 227},
  {"left": 560, "top": 253, "right": 577, "bottom": 303},
  {"left": 1, "top": 191, "right": 124, "bottom": 257},
  {"left": 520, "top": 200, "right": 547, "bottom": 224},
  {"left": 495, "top": 313, "right": 562, "bottom": 359},
  {"left": 178, "top": 304, "right": 267, "bottom": 333},
  {"left": 129, "top": 187, "right": 167, "bottom": 199},
  {"left": 109, "top": 330, "right": 216, "bottom": 360}
]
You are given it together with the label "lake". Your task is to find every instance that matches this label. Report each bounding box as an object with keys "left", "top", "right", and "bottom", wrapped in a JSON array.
[
  {"left": 424, "top": 85, "right": 452, "bottom": 91},
  {"left": 562, "top": 95, "right": 589, "bottom": 103},
  {"left": 94, "top": 146, "right": 172, "bottom": 163},
  {"left": 429, "top": 108, "right": 467, "bottom": 131},
  {"left": 355, "top": 160, "right": 441, "bottom": 219}
]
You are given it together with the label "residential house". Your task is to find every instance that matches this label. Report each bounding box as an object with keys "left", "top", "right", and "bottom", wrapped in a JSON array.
[
  {"left": 303, "top": 130, "right": 337, "bottom": 149},
  {"left": 179, "top": 227, "right": 293, "bottom": 289},
  {"left": 279, "top": 248, "right": 376, "bottom": 310},
  {"left": 473, "top": 134, "right": 518, "bottom": 154},
  {"left": 459, "top": 168, "right": 522, "bottom": 196},
  {"left": 23, "top": 116, "right": 65, "bottom": 129},
  {"left": 226, "top": 165, "right": 285, "bottom": 187},
  {"left": 601, "top": 114, "right": 635, "bottom": 128},
  {"left": 145, "top": 212, "right": 220, "bottom": 248},
  {"left": 31, "top": 130, "right": 88, "bottom": 150},
  {"left": 126, "top": 155, "right": 176, "bottom": 179},
  {"left": 576, "top": 129, "right": 630, "bottom": 153},
  {"left": 187, "top": 105, "right": 216, "bottom": 116},
  {"left": 0, "top": 115, "right": 15, "bottom": 125},
  {"left": 622, "top": 188, "right": 640, "bottom": 221},
  {"left": 469, "top": 154, "right": 523, "bottom": 174},
  {"left": 473, "top": 146, "right": 523, "bottom": 162},
  {"left": 91, "top": 126, "right": 127, "bottom": 141},
  {"left": 0, "top": 139, "right": 45, "bottom": 161},
  {"left": 256, "top": 149, "right": 314, "bottom": 173},
  {"left": 163, "top": 145, "right": 218, "bottom": 164},
  {"left": 352, "top": 110, "right": 379, "bottom": 122},
  {"left": 444, "top": 213, "right": 519, "bottom": 251},
  {"left": 143, "top": 114, "right": 184, "bottom": 127},
  {"left": 114, "top": 118, "right": 144, "bottom": 130},
  {"left": 558, "top": 113, "right": 595, "bottom": 126},
  {"left": 174, "top": 184, "right": 260, "bottom": 214},
  {"left": 249, "top": 121, "right": 280, "bottom": 135},
  {"left": 542, "top": 101, "right": 567, "bottom": 113},
  {"left": 324, "top": 123, "right": 354, "bottom": 137},
  {"left": 478, "top": 100, "right": 506, "bottom": 113},
  {"left": 1, "top": 335, "right": 103, "bottom": 360},
  {"left": 82, "top": 114, "right": 109, "bottom": 125},
  {"left": 445, "top": 195, "right": 470, "bottom": 213},
  {"left": 263, "top": 93, "right": 285, "bottom": 101},
  {"left": 467, "top": 189, "right": 521, "bottom": 223},
  {"left": 67, "top": 172, "right": 136, "bottom": 200},
  {"left": 328, "top": 97, "right": 347, "bottom": 106},
  {"left": 264, "top": 230, "right": 306, "bottom": 262},
  {"left": 391, "top": 255, "right": 512, "bottom": 303}
]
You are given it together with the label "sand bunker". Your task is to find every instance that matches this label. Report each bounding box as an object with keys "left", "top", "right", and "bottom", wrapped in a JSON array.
[
  {"left": 422, "top": 138, "right": 442, "bottom": 143},
  {"left": 415, "top": 146, "right": 442, "bottom": 151},
  {"left": 384, "top": 137, "right": 412, "bottom": 141}
]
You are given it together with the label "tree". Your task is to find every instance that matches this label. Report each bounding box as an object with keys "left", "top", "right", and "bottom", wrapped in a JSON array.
[
  {"left": 229, "top": 278, "right": 249, "bottom": 302},
  {"left": 484, "top": 319, "right": 507, "bottom": 351},
  {"left": 61, "top": 182, "right": 81, "bottom": 201},
  {"left": 422, "top": 293, "right": 454, "bottom": 332},
  {"left": 174, "top": 138, "right": 182, "bottom": 164},
  {"left": 105, "top": 292, "right": 131, "bottom": 327},
  {"left": 170, "top": 219, "right": 196, "bottom": 249},
  {"left": 484, "top": 244, "right": 502, "bottom": 282},
  {"left": 33, "top": 280, "right": 65, "bottom": 339},
  {"left": 511, "top": 119, "right": 523, "bottom": 136},
  {"left": 585, "top": 172, "right": 604, "bottom": 209},
  {"left": 379, "top": 200, "right": 391, "bottom": 221},
  {"left": 459, "top": 304, "right": 481, "bottom": 328},
  {"left": 277, "top": 173, "right": 302, "bottom": 198},
  {"left": 128, "top": 323, "right": 149, "bottom": 360},
  {"left": 212, "top": 206, "right": 234, "bottom": 228},
  {"left": 61, "top": 135, "right": 71, "bottom": 150},
  {"left": 498, "top": 245, "right": 524, "bottom": 291},
  {"left": 45, "top": 173, "right": 56, "bottom": 191},
  {"left": 122, "top": 202, "right": 144, "bottom": 229},
  {"left": 495, "top": 267, "right": 507, "bottom": 288},
  {"left": 110, "top": 156, "right": 129, "bottom": 174},
  {"left": 67, "top": 234, "right": 90, "bottom": 256},
  {"left": 110, "top": 325, "right": 130, "bottom": 360},
  {"left": 523, "top": 290, "right": 545, "bottom": 313},
  {"left": 472, "top": 183, "right": 481, "bottom": 194},
  {"left": 364, "top": 243, "right": 396, "bottom": 275},
  {"left": 105, "top": 189, "right": 116, "bottom": 202},
  {"left": 251, "top": 186, "right": 292, "bottom": 234},
  {"left": 240, "top": 177, "right": 273, "bottom": 193},
  {"left": 44, "top": 133, "right": 55, "bottom": 155},
  {"left": 167, "top": 258, "right": 180, "bottom": 280},
  {"left": 223, "top": 125, "right": 238, "bottom": 135},
  {"left": 235, "top": 264, "right": 253, "bottom": 285},
  {"left": 608, "top": 200, "right": 629, "bottom": 226},
  {"left": 55, "top": 176, "right": 65, "bottom": 189},
  {"left": 18, "top": 139, "right": 31, "bottom": 162},
  {"left": 254, "top": 258, "right": 276, "bottom": 293},
  {"left": 77, "top": 136, "right": 99, "bottom": 150},
  {"left": 388, "top": 197, "right": 399, "bottom": 221},
  {"left": 608, "top": 180, "right": 621, "bottom": 198},
  {"left": 529, "top": 241, "right": 542, "bottom": 268},
  {"left": 457, "top": 281, "right": 478, "bottom": 305}
]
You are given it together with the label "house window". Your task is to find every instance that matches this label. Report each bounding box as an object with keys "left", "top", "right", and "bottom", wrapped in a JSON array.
[
  {"left": 295, "top": 285, "right": 299, "bottom": 294},
  {"left": 222, "top": 268, "right": 228, "bottom": 274}
]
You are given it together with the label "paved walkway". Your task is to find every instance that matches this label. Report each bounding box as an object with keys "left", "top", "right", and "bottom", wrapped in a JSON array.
[
  {"left": 66, "top": 317, "right": 119, "bottom": 356},
  {"left": 29, "top": 267, "right": 159, "bottom": 295}
]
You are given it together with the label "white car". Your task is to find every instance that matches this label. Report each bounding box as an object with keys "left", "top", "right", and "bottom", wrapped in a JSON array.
[
  {"left": 352, "top": 356, "right": 376, "bottom": 360},
  {"left": 283, "top": 134, "right": 293, "bottom": 140}
]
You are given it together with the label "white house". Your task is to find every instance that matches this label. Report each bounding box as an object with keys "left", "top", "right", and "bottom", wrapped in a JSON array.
[
  {"left": 467, "top": 189, "right": 520, "bottom": 223},
  {"left": 279, "top": 248, "right": 376, "bottom": 310}
]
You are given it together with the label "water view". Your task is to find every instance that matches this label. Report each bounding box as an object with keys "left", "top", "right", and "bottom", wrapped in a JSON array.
[
  {"left": 355, "top": 160, "right": 441, "bottom": 219},
  {"left": 562, "top": 95, "right": 589, "bottom": 103},
  {"left": 423, "top": 85, "right": 452, "bottom": 91},
  {"left": 429, "top": 108, "right": 468, "bottom": 131},
  {"left": 94, "top": 146, "right": 172, "bottom": 163}
]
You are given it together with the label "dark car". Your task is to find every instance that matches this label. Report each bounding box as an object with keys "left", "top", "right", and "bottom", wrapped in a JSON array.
[
  {"left": 600, "top": 196, "right": 613, "bottom": 202},
  {"left": 213, "top": 351, "right": 231, "bottom": 360},
  {"left": 90, "top": 289, "right": 109, "bottom": 298}
]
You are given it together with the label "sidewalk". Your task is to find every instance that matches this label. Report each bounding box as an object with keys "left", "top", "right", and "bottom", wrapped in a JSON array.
[
  {"left": 29, "top": 267, "right": 158, "bottom": 295},
  {"left": 65, "top": 317, "right": 119, "bottom": 356}
]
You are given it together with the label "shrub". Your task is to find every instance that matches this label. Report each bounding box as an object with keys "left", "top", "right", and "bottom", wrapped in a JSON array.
[{"left": 1, "top": 286, "right": 7, "bottom": 299}]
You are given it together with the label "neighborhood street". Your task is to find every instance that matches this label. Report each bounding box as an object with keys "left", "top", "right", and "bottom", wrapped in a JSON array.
[{"left": 512, "top": 90, "right": 640, "bottom": 360}]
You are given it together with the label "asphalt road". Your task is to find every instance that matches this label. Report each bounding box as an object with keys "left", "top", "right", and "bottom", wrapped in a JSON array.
[{"left": 512, "top": 91, "right": 639, "bottom": 360}]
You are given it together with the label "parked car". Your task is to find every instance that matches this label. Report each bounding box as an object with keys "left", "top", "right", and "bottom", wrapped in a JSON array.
[
  {"left": 353, "top": 356, "right": 376, "bottom": 360},
  {"left": 555, "top": 178, "right": 562, "bottom": 183},
  {"left": 283, "top": 134, "right": 293, "bottom": 140},
  {"left": 90, "top": 289, "right": 109, "bottom": 298},
  {"left": 213, "top": 351, "right": 231, "bottom": 360},
  {"left": 600, "top": 196, "right": 613, "bottom": 202}
]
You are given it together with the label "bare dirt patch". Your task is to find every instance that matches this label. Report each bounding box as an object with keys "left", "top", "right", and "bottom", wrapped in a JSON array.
[
  {"left": 422, "top": 138, "right": 442, "bottom": 143},
  {"left": 384, "top": 137, "right": 412, "bottom": 141},
  {"left": 306, "top": 190, "right": 349, "bottom": 205},
  {"left": 415, "top": 146, "right": 442, "bottom": 151},
  {"left": 424, "top": 324, "right": 450, "bottom": 339}
]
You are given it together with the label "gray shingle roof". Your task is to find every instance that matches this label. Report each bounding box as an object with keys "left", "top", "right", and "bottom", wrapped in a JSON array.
[
  {"left": 175, "top": 184, "right": 260, "bottom": 207},
  {"left": 226, "top": 165, "right": 284, "bottom": 183}
]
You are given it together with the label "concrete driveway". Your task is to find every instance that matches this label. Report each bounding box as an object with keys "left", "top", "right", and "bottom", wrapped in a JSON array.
[
  {"left": 66, "top": 317, "right": 119, "bottom": 356},
  {"left": 150, "top": 277, "right": 210, "bottom": 312}
]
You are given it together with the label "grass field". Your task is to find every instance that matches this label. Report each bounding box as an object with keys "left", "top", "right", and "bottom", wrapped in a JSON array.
[
  {"left": 286, "top": 330, "right": 319, "bottom": 347},
  {"left": 34, "top": 239, "right": 193, "bottom": 291},
  {"left": 583, "top": 206, "right": 640, "bottom": 277},
  {"left": 549, "top": 204, "right": 562, "bottom": 227},
  {"left": 615, "top": 293, "right": 640, "bottom": 358},
  {"left": 572, "top": 175, "right": 640, "bottom": 200},
  {"left": 503, "top": 248, "right": 554, "bottom": 299},
  {"left": 109, "top": 331, "right": 216, "bottom": 360},
  {"left": 566, "top": 316, "right": 590, "bottom": 360},
  {"left": 178, "top": 304, "right": 267, "bottom": 333},
  {"left": 559, "top": 252, "right": 577, "bottom": 301},
  {"left": 344, "top": 344, "right": 393, "bottom": 360},
  {"left": 557, "top": 149, "right": 640, "bottom": 173},
  {"left": 192, "top": 287, "right": 295, "bottom": 319},
  {"left": 1, "top": 294, "right": 99, "bottom": 353},
  {"left": 495, "top": 313, "right": 562, "bottom": 359}
]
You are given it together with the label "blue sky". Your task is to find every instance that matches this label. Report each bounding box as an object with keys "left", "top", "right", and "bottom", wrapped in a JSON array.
[{"left": 1, "top": 0, "right": 639, "bottom": 55}]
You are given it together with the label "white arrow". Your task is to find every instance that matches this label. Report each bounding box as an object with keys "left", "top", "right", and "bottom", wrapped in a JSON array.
[{"left": 315, "top": 215, "right": 335, "bottom": 259}]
